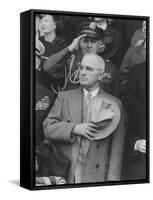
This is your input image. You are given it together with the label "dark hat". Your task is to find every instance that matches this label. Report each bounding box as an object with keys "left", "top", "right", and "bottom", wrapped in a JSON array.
[{"left": 78, "top": 21, "right": 105, "bottom": 40}]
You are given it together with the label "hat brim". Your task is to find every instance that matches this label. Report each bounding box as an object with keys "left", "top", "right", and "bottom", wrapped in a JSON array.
[
  {"left": 89, "top": 95, "right": 121, "bottom": 140},
  {"left": 79, "top": 30, "right": 98, "bottom": 39},
  {"left": 79, "top": 29, "right": 103, "bottom": 39},
  {"left": 85, "top": 33, "right": 98, "bottom": 39}
]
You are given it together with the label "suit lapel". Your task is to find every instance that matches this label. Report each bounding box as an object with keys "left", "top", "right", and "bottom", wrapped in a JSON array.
[
  {"left": 68, "top": 87, "right": 105, "bottom": 123},
  {"left": 98, "top": 87, "right": 105, "bottom": 96},
  {"left": 68, "top": 87, "right": 83, "bottom": 124}
]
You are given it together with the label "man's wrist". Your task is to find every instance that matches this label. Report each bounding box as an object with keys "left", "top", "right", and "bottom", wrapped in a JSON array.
[
  {"left": 70, "top": 125, "right": 78, "bottom": 142},
  {"left": 72, "top": 125, "right": 77, "bottom": 135}
]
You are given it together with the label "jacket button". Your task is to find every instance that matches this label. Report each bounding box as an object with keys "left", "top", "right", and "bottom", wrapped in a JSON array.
[{"left": 96, "top": 164, "right": 99, "bottom": 168}]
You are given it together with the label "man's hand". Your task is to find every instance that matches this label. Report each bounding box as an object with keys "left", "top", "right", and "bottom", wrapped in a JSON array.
[
  {"left": 36, "top": 96, "right": 50, "bottom": 111},
  {"left": 135, "top": 139, "right": 146, "bottom": 153},
  {"left": 72, "top": 122, "right": 99, "bottom": 141},
  {"left": 134, "top": 39, "right": 145, "bottom": 47},
  {"left": 68, "top": 34, "right": 87, "bottom": 52}
]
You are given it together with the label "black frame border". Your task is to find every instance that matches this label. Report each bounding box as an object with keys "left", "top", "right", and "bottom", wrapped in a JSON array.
[{"left": 20, "top": 9, "right": 150, "bottom": 190}]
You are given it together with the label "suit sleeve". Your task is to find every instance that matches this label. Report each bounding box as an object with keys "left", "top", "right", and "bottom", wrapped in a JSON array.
[
  {"left": 131, "top": 29, "right": 142, "bottom": 46},
  {"left": 107, "top": 101, "right": 125, "bottom": 181},
  {"left": 43, "top": 92, "right": 76, "bottom": 143},
  {"left": 43, "top": 47, "right": 70, "bottom": 79},
  {"left": 123, "top": 66, "right": 138, "bottom": 107},
  {"left": 119, "top": 47, "right": 132, "bottom": 73}
]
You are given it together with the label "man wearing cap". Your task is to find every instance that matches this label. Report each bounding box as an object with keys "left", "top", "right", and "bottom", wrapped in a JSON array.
[
  {"left": 43, "top": 20, "right": 117, "bottom": 94},
  {"left": 43, "top": 53, "right": 125, "bottom": 184}
]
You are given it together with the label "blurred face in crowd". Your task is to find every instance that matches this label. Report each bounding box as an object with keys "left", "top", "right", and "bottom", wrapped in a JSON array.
[
  {"left": 39, "top": 15, "right": 56, "bottom": 34},
  {"left": 80, "top": 36, "right": 104, "bottom": 55},
  {"left": 78, "top": 53, "right": 105, "bottom": 90}
]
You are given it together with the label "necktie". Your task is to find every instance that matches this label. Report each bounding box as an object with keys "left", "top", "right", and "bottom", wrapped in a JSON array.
[
  {"left": 83, "top": 92, "right": 92, "bottom": 122},
  {"left": 86, "top": 91, "right": 92, "bottom": 104},
  {"left": 79, "top": 92, "right": 92, "bottom": 162},
  {"left": 75, "top": 92, "right": 92, "bottom": 183}
]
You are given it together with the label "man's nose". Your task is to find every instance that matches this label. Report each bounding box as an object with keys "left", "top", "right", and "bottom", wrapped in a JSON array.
[
  {"left": 87, "top": 41, "right": 92, "bottom": 47},
  {"left": 81, "top": 67, "right": 87, "bottom": 75}
]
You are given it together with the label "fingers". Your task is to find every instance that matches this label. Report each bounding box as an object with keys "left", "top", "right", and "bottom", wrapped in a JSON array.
[
  {"left": 88, "top": 122, "right": 100, "bottom": 128},
  {"left": 76, "top": 34, "right": 87, "bottom": 40},
  {"left": 36, "top": 104, "right": 49, "bottom": 109},
  {"left": 140, "top": 149, "right": 146, "bottom": 154},
  {"left": 84, "top": 132, "right": 94, "bottom": 141},
  {"left": 87, "top": 126, "right": 98, "bottom": 133},
  {"left": 84, "top": 134, "right": 94, "bottom": 141},
  {"left": 68, "top": 34, "right": 87, "bottom": 52},
  {"left": 141, "top": 146, "right": 146, "bottom": 153},
  {"left": 84, "top": 130, "right": 97, "bottom": 141},
  {"left": 87, "top": 123, "right": 101, "bottom": 131}
]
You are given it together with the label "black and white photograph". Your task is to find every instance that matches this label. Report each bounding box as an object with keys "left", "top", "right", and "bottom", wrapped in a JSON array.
[{"left": 20, "top": 9, "right": 149, "bottom": 190}]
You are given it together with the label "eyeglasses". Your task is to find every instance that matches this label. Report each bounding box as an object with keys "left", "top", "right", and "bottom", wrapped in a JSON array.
[{"left": 77, "top": 63, "right": 103, "bottom": 72}]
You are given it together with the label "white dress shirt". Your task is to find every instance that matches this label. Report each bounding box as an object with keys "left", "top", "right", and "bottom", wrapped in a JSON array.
[{"left": 83, "top": 87, "right": 100, "bottom": 100}]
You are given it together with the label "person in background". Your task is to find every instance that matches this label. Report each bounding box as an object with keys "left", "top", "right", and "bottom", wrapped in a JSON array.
[
  {"left": 35, "top": 16, "right": 52, "bottom": 144},
  {"left": 93, "top": 17, "right": 124, "bottom": 68},
  {"left": 37, "top": 14, "right": 68, "bottom": 94},
  {"left": 121, "top": 62, "right": 146, "bottom": 180},
  {"left": 35, "top": 14, "right": 68, "bottom": 143},
  {"left": 44, "top": 20, "right": 118, "bottom": 95},
  {"left": 35, "top": 40, "right": 70, "bottom": 186},
  {"left": 39, "top": 14, "right": 66, "bottom": 57},
  {"left": 116, "top": 20, "right": 146, "bottom": 98}
]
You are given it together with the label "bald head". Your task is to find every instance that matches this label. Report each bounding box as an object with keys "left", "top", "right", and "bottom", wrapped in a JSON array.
[{"left": 81, "top": 53, "right": 105, "bottom": 72}]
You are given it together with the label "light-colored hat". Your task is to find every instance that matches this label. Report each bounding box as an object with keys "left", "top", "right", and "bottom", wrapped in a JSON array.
[{"left": 89, "top": 94, "right": 121, "bottom": 140}]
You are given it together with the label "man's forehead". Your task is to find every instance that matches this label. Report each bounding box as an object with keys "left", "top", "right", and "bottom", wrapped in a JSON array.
[
  {"left": 81, "top": 56, "right": 100, "bottom": 67},
  {"left": 81, "top": 54, "right": 105, "bottom": 70}
]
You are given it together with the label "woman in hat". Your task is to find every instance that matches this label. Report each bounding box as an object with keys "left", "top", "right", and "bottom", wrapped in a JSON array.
[{"left": 37, "top": 14, "right": 68, "bottom": 93}]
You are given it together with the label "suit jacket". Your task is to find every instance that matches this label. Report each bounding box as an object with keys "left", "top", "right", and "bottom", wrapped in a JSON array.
[
  {"left": 121, "top": 63, "right": 146, "bottom": 180},
  {"left": 43, "top": 87, "right": 125, "bottom": 183}
]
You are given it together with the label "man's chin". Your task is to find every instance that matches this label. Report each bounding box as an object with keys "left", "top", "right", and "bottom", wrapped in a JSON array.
[
  {"left": 80, "top": 82, "right": 88, "bottom": 86},
  {"left": 87, "top": 50, "right": 93, "bottom": 53}
]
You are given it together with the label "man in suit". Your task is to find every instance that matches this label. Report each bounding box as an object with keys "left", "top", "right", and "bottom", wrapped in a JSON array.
[
  {"left": 43, "top": 53, "right": 125, "bottom": 184},
  {"left": 121, "top": 62, "right": 146, "bottom": 180},
  {"left": 43, "top": 20, "right": 118, "bottom": 95}
]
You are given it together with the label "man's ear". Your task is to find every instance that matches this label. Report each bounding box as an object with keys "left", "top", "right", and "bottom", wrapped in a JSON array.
[{"left": 98, "top": 71, "right": 104, "bottom": 81}]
